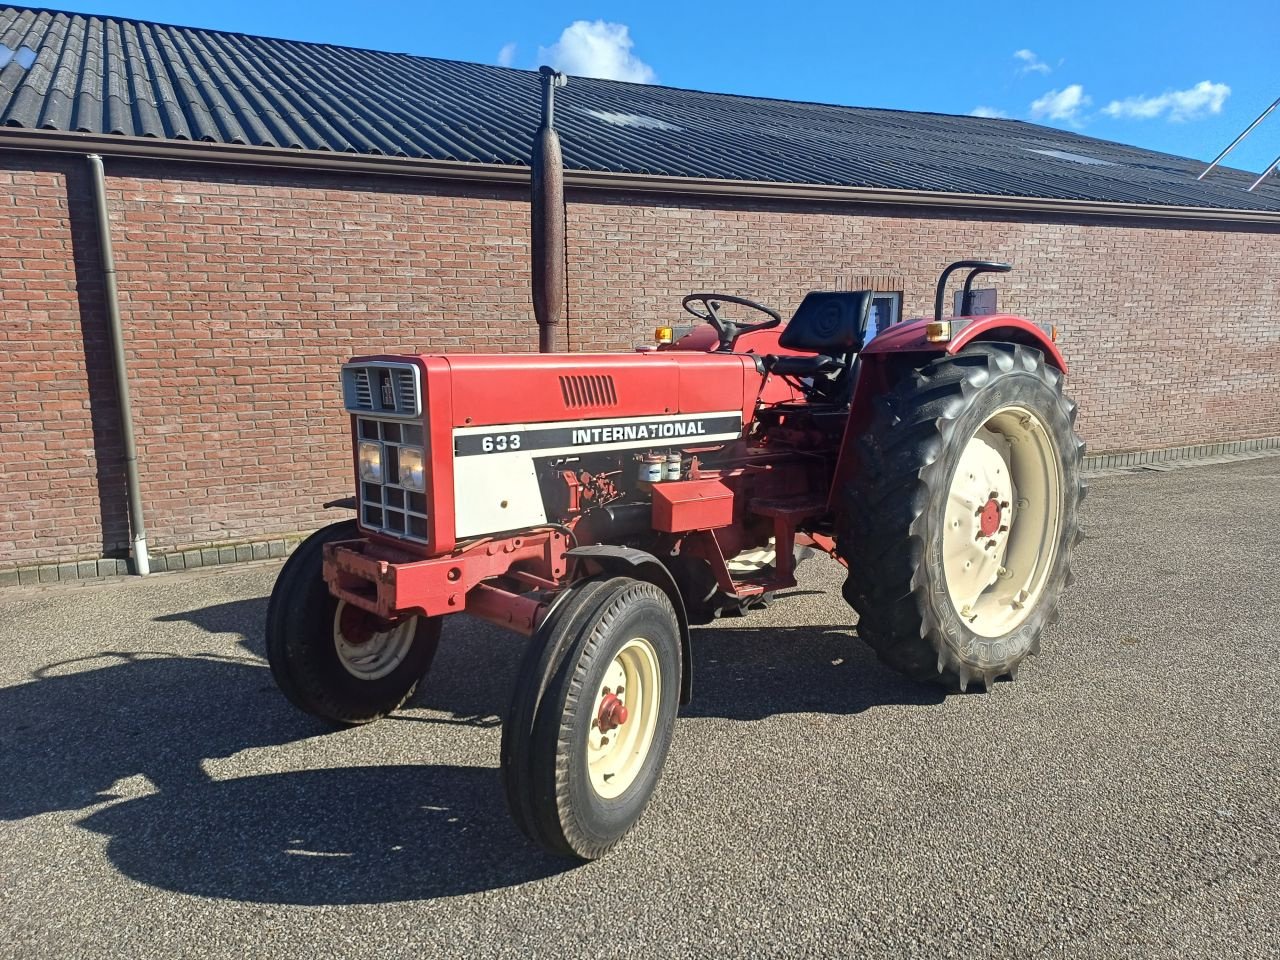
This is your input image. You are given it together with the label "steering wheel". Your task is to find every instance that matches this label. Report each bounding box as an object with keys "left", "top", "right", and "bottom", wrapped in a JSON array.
[{"left": 682, "top": 293, "right": 783, "bottom": 351}]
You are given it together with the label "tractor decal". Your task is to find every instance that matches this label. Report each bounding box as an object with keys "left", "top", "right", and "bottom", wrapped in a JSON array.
[{"left": 454, "top": 413, "right": 742, "bottom": 457}]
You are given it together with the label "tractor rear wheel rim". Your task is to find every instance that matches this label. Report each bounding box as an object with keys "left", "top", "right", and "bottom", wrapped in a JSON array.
[
  {"left": 587, "top": 637, "right": 661, "bottom": 800},
  {"left": 942, "top": 405, "right": 1062, "bottom": 638},
  {"left": 332, "top": 600, "right": 418, "bottom": 680}
]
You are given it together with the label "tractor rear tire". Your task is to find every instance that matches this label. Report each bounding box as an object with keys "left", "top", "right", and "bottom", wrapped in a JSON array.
[
  {"left": 266, "top": 520, "right": 441, "bottom": 725},
  {"left": 838, "top": 342, "right": 1084, "bottom": 690},
  {"left": 501, "top": 576, "right": 681, "bottom": 860}
]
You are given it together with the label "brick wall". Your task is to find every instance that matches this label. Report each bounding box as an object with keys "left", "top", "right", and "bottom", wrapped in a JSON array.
[
  {"left": 2, "top": 151, "right": 1278, "bottom": 569},
  {"left": 0, "top": 157, "right": 130, "bottom": 567},
  {"left": 568, "top": 193, "right": 1280, "bottom": 451}
]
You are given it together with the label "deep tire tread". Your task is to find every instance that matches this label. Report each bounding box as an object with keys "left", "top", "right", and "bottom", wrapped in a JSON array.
[
  {"left": 837, "top": 342, "right": 1085, "bottom": 690},
  {"left": 507, "top": 578, "right": 681, "bottom": 861}
]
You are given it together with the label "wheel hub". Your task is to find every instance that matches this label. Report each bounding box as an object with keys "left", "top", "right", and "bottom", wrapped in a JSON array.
[
  {"left": 338, "top": 602, "right": 385, "bottom": 646},
  {"left": 941, "top": 408, "right": 1063, "bottom": 639},
  {"left": 596, "top": 691, "right": 628, "bottom": 734},
  {"left": 979, "top": 498, "right": 1003, "bottom": 538},
  {"left": 586, "top": 637, "right": 661, "bottom": 800},
  {"left": 332, "top": 600, "right": 418, "bottom": 681}
]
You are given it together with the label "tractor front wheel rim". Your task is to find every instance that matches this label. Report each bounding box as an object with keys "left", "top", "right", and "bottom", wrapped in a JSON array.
[
  {"left": 332, "top": 600, "right": 417, "bottom": 680},
  {"left": 586, "top": 637, "right": 661, "bottom": 800},
  {"left": 942, "top": 405, "right": 1062, "bottom": 638}
]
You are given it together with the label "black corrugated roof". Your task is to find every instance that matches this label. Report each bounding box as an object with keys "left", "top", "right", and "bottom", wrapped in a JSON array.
[{"left": 2, "top": 5, "right": 1278, "bottom": 213}]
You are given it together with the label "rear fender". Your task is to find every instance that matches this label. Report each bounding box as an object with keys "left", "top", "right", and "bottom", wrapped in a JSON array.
[
  {"left": 862, "top": 314, "right": 1066, "bottom": 372},
  {"left": 829, "top": 315, "right": 1065, "bottom": 512},
  {"left": 566, "top": 545, "right": 694, "bottom": 704}
]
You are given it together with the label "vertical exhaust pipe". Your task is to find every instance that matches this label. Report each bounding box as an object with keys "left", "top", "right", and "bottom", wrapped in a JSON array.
[{"left": 531, "top": 66, "right": 567, "bottom": 353}]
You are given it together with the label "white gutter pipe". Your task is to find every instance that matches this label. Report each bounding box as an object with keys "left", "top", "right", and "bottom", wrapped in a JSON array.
[{"left": 86, "top": 153, "right": 150, "bottom": 575}]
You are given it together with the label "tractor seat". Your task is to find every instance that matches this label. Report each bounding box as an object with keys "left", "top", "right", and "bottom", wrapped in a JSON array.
[
  {"left": 777, "top": 290, "right": 872, "bottom": 354},
  {"left": 761, "top": 290, "right": 872, "bottom": 380},
  {"left": 762, "top": 354, "right": 840, "bottom": 377},
  {"left": 761, "top": 291, "right": 873, "bottom": 399}
]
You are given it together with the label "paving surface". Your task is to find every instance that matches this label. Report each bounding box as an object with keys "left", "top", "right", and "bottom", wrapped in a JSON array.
[{"left": 1, "top": 458, "right": 1277, "bottom": 959}]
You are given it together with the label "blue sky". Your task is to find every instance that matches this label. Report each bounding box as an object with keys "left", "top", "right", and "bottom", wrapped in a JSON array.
[{"left": 79, "top": 0, "right": 1280, "bottom": 173}]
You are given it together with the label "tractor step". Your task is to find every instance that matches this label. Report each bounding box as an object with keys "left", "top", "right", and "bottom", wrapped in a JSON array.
[{"left": 748, "top": 494, "right": 828, "bottom": 521}]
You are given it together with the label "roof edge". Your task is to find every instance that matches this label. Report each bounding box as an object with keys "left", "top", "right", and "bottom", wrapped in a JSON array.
[{"left": 3, "top": 128, "right": 1278, "bottom": 226}]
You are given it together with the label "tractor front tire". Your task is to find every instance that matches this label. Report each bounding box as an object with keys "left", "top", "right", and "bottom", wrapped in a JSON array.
[
  {"left": 838, "top": 342, "right": 1084, "bottom": 690},
  {"left": 265, "top": 520, "right": 441, "bottom": 725},
  {"left": 502, "top": 576, "right": 681, "bottom": 860}
]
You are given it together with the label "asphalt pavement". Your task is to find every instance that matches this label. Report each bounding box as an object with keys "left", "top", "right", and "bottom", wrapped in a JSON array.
[{"left": 0, "top": 457, "right": 1277, "bottom": 959}]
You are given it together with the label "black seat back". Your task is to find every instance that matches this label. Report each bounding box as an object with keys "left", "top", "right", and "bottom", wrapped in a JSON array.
[{"left": 777, "top": 291, "right": 873, "bottom": 354}]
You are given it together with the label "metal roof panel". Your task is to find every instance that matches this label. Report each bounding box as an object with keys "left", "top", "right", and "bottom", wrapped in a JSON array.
[{"left": 0, "top": 5, "right": 1276, "bottom": 212}]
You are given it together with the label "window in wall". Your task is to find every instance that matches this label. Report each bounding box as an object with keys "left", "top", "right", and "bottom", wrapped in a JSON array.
[{"left": 866, "top": 292, "right": 902, "bottom": 341}]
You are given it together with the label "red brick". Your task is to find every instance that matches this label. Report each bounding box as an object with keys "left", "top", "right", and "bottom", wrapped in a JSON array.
[{"left": 1, "top": 151, "right": 1277, "bottom": 569}]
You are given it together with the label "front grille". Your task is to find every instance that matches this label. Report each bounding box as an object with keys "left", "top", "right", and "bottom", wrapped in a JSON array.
[
  {"left": 342, "top": 361, "right": 421, "bottom": 418},
  {"left": 357, "top": 416, "right": 429, "bottom": 543}
]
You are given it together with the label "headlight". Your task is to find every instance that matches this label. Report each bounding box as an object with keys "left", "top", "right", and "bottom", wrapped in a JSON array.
[
  {"left": 398, "top": 445, "right": 426, "bottom": 492},
  {"left": 358, "top": 441, "right": 383, "bottom": 483}
]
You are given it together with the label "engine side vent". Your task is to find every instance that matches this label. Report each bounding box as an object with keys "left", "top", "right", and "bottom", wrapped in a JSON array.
[{"left": 559, "top": 374, "right": 618, "bottom": 409}]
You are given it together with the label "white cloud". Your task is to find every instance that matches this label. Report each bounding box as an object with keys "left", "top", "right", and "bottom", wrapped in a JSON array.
[
  {"left": 1030, "top": 84, "right": 1091, "bottom": 124},
  {"left": 1014, "top": 49, "right": 1051, "bottom": 75},
  {"left": 536, "top": 21, "right": 655, "bottom": 83},
  {"left": 1102, "top": 81, "right": 1230, "bottom": 122},
  {"left": 970, "top": 106, "right": 1007, "bottom": 118},
  {"left": 497, "top": 42, "right": 517, "bottom": 68}
]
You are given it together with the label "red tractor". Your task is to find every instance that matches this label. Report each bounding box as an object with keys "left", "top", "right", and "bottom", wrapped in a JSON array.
[
  {"left": 266, "top": 277, "right": 1084, "bottom": 859},
  {"left": 266, "top": 73, "right": 1083, "bottom": 861}
]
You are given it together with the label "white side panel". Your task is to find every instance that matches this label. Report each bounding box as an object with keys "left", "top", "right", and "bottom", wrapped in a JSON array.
[
  {"left": 453, "top": 450, "right": 546, "bottom": 537},
  {"left": 451, "top": 410, "right": 742, "bottom": 539}
]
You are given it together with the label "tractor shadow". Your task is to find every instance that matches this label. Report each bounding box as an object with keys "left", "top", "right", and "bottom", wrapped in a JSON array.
[
  {"left": 77, "top": 763, "right": 566, "bottom": 904},
  {"left": 156, "top": 596, "right": 522, "bottom": 727},
  {"left": 0, "top": 598, "right": 568, "bottom": 905},
  {"left": 2, "top": 594, "right": 942, "bottom": 904},
  {"left": 684, "top": 622, "right": 946, "bottom": 720}
]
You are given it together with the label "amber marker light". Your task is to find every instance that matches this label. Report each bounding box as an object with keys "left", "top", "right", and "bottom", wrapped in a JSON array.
[{"left": 924, "top": 320, "right": 953, "bottom": 343}]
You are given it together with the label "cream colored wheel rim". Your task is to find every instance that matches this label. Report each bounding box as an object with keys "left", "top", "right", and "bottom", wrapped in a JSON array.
[
  {"left": 587, "top": 637, "right": 661, "bottom": 800},
  {"left": 332, "top": 600, "right": 417, "bottom": 680},
  {"left": 942, "top": 405, "right": 1063, "bottom": 639}
]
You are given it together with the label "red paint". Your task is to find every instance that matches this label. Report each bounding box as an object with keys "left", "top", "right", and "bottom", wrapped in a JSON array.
[
  {"left": 980, "top": 499, "right": 1002, "bottom": 538},
  {"left": 665, "top": 322, "right": 807, "bottom": 406},
  {"left": 434, "top": 351, "right": 757, "bottom": 427},
  {"left": 863, "top": 314, "right": 1067, "bottom": 372},
  {"left": 337, "top": 602, "right": 378, "bottom": 645},
  {"left": 597, "top": 692, "right": 628, "bottom": 734},
  {"left": 335, "top": 308, "right": 1068, "bottom": 633},
  {"left": 663, "top": 323, "right": 799, "bottom": 356},
  {"left": 322, "top": 530, "right": 567, "bottom": 623},
  {"left": 652, "top": 479, "right": 735, "bottom": 532},
  {"left": 666, "top": 324, "right": 718, "bottom": 352}
]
